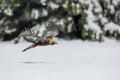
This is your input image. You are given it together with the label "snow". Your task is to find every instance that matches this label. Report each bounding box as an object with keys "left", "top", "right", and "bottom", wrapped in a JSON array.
[
  {"left": 113, "top": 0, "right": 120, "bottom": 6},
  {"left": 62, "top": 1, "right": 68, "bottom": 8},
  {"left": 4, "top": 8, "right": 13, "bottom": 16},
  {"left": 0, "top": 39, "right": 120, "bottom": 80},
  {"left": 98, "top": 14, "right": 108, "bottom": 25},
  {"left": 104, "top": 22, "right": 120, "bottom": 33},
  {"left": 48, "top": 2, "right": 59, "bottom": 10},
  {"left": 42, "top": 9, "right": 48, "bottom": 16},
  {"left": 84, "top": 21, "right": 102, "bottom": 39},
  {"left": 5, "top": 26, "right": 16, "bottom": 34},
  {"left": 110, "top": 5, "right": 115, "bottom": 14},
  {"left": 84, "top": 0, "right": 102, "bottom": 39},
  {"left": 31, "top": 9, "right": 39, "bottom": 19}
]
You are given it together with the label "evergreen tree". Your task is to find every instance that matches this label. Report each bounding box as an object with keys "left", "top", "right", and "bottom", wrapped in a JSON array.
[{"left": 0, "top": 0, "right": 120, "bottom": 42}]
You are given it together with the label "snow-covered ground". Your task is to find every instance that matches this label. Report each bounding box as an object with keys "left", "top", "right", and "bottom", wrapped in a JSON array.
[{"left": 0, "top": 39, "right": 120, "bottom": 80}]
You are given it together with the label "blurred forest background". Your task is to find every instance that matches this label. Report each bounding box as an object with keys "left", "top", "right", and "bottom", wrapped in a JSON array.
[{"left": 0, "top": 0, "right": 120, "bottom": 43}]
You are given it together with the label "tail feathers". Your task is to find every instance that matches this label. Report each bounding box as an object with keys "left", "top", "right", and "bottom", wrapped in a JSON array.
[{"left": 22, "top": 44, "right": 35, "bottom": 52}]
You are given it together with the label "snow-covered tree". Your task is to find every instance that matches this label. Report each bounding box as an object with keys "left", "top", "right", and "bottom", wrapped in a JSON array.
[{"left": 0, "top": 0, "right": 120, "bottom": 42}]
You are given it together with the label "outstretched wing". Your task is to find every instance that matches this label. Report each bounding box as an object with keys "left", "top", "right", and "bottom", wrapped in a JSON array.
[
  {"left": 20, "top": 28, "right": 41, "bottom": 43},
  {"left": 42, "top": 23, "right": 58, "bottom": 39}
]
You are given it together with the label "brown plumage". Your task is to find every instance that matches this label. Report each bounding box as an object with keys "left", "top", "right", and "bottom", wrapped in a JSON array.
[{"left": 20, "top": 25, "right": 58, "bottom": 52}]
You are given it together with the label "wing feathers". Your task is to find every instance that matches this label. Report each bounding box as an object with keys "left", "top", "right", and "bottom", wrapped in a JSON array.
[
  {"left": 21, "top": 28, "right": 40, "bottom": 43},
  {"left": 21, "top": 23, "right": 58, "bottom": 43}
]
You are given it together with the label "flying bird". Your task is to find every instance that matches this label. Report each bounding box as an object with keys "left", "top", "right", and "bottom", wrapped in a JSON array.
[{"left": 20, "top": 24, "right": 58, "bottom": 52}]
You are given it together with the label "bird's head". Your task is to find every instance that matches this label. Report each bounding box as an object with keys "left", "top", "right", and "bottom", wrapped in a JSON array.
[
  {"left": 51, "top": 41, "right": 57, "bottom": 45},
  {"left": 48, "top": 40, "right": 57, "bottom": 45}
]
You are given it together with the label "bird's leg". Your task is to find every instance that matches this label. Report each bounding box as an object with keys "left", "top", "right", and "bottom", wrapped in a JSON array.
[{"left": 22, "top": 44, "right": 36, "bottom": 52}]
